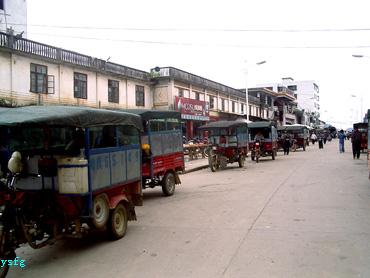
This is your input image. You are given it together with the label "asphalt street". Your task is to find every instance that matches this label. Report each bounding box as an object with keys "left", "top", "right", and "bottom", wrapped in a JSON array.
[{"left": 10, "top": 139, "right": 370, "bottom": 278}]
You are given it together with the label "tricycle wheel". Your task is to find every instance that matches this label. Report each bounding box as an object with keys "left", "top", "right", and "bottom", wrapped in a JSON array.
[
  {"left": 209, "top": 155, "right": 218, "bottom": 172},
  {"left": 92, "top": 194, "right": 109, "bottom": 229},
  {"left": 256, "top": 155, "right": 259, "bottom": 163},
  {"left": 272, "top": 150, "right": 275, "bottom": 160},
  {"left": 251, "top": 155, "right": 255, "bottom": 161},
  {"left": 162, "top": 172, "right": 176, "bottom": 196},
  {"left": 238, "top": 155, "right": 245, "bottom": 167},
  {"left": 108, "top": 204, "right": 128, "bottom": 240},
  {"left": 303, "top": 144, "right": 306, "bottom": 151},
  {"left": 0, "top": 250, "right": 15, "bottom": 278}
]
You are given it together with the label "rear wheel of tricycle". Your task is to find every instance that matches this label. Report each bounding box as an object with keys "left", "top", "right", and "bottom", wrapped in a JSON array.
[
  {"left": 92, "top": 194, "right": 109, "bottom": 229},
  {"left": 108, "top": 204, "right": 128, "bottom": 240},
  {"left": 0, "top": 247, "right": 15, "bottom": 278},
  {"left": 238, "top": 155, "right": 245, "bottom": 167},
  {"left": 272, "top": 150, "right": 275, "bottom": 160},
  {"left": 209, "top": 155, "right": 218, "bottom": 172},
  {"left": 303, "top": 144, "right": 306, "bottom": 151},
  {"left": 162, "top": 172, "right": 176, "bottom": 196}
]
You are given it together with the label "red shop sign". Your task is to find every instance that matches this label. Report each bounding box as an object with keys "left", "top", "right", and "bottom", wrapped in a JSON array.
[{"left": 175, "top": 97, "right": 209, "bottom": 121}]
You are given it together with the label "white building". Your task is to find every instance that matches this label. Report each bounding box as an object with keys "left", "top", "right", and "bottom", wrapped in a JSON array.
[
  {"left": 0, "top": 0, "right": 27, "bottom": 37},
  {"left": 258, "top": 78, "right": 320, "bottom": 125},
  {"left": 0, "top": 32, "right": 151, "bottom": 109}
]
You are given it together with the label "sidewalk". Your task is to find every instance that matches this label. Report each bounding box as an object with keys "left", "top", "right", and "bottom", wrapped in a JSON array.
[{"left": 183, "top": 155, "right": 209, "bottom": 173}]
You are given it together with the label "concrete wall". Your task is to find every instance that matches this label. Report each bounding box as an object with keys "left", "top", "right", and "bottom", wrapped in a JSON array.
[{"left": 0, "top": 0, "right": 27, "bottom": 37}]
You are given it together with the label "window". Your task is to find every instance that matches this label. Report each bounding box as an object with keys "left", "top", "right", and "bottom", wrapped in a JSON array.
[
  {"left": 89, "top": 126, "right": 116, "bottom": 148},
  {"left": 0, "top": 0, "right": 3, "bottom": 10},
  {"left": 135, "top": 85, "right": 145, "bottom": 106},
  {"left": 232, "top": 101, "right": 235, "bottom": 112},
  {"left": 195, "top": 92, "right": 200, "bottom": 100},
  {"left": 287, "top": 85, "right": 297, "bottom": 91},
  {"left": 118, "top": 126, "right": 139, "bottom": 146},
  {"left": 74, "top": 73, "right": 87, "bottom": 99},
  {"left": 30, "top": 63, "right": 47, "bottom": 93},
  {"left": 48, "top": 75, "right": 55, "bottom": 94},
  {"left": 108, "top": 80, "right": 119, "bottom": 103},
  {"left": 241, "top": 104, "right": 244, "bottom": 114},
  {"left": 209, "top": 97, "right": 214, "bottom": 109},
  {"left": 178, "top": 88, "right": 184, "bottom": 97},
  {"left": 221, "top": 99, "right": 225, "bottom": 111}
]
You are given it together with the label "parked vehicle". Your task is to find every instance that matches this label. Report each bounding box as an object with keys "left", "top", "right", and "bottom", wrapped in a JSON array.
[
  {"left": 353, "top": 122, "right": 368, "bottom": 152},
  {"left": 121, "top": 110, "right": 184, "bottom": 196},
  {"left": 368, "top": 110, "right": 370, "bottom": 179},
  {"left": 278, "top": 124, "right": 310, "bottom": 151},
  {"left": 0, "top": 106, "right": 143, "bottom": 278},
  {"left": 198, "top": 120, "right": 248, "bottom": 171},
  {"left": 248, "top": 121, "right": 278, "bottom": 162}
]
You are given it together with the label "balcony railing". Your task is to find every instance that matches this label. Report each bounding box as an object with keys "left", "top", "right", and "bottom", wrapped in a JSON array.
[
  {"left": 151, "top": 67, "right": 246, "bottom": 99},
  {"left": 0, "top": 32, "right": 149, "bottom": 81}
]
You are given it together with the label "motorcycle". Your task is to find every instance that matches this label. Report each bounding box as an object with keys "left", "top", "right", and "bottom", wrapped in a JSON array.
[
  {"left": 0, "top": 155, "right": 70, "bottom": 278},
  {"left": 251, "top": 140, "right": 261, "bottom": 163}
]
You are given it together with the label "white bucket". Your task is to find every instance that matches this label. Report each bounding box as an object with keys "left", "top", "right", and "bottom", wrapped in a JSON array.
[{"left": 58, "top": 157, "right": 88, "bottom": 194}]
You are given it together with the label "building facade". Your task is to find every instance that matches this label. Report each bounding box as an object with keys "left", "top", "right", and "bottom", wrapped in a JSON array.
[
  {"left": 258, "top": 78, "right": 320, "bottom": 126},
  {"left": 0, "top": 32, "right": 151, "bottom": 109},
  {"left": 1, "top": 31, "right": 304, "bottom": 140},
  {"left": 150, "top": 67, "right": 278, "bottom": 139},
  {"left": 0, "top": 0, "right": 27, "bottom": 37}
]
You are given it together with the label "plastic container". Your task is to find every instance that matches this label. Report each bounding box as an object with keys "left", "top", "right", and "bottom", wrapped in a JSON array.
[{"left": 57, "top": 157, "right": 88, "bottom": 194}]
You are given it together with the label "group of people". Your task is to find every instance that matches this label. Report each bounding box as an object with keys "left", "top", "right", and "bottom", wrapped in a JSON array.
[{"left": 338, "top": 127, "right": 362, "bottom": 159}]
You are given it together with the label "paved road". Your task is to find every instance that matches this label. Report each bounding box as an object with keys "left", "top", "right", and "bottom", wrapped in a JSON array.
[{"left": 10, "top": 140, "right": 370, "bottom": 278}]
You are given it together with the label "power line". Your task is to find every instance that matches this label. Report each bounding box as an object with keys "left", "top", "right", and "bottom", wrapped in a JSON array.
[
  {"left": 26, "top": 31, "right": 370, "bottom": 49},
  {"left": 7, "top": 22, "right": 370, "bottom": 33}
]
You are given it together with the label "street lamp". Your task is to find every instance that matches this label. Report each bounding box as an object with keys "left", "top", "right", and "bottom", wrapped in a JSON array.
[
  {"left": 245, "top": 60, "right": 267, "bottom": 121},
  {"left": 350, "top": 94, "right": 363, "bottom": 122}
]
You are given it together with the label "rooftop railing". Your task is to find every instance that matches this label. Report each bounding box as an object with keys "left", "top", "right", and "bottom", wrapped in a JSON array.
[
  {"left": 0, "top": 32, "right": 149, "bottom": 81},
  {"left": 152, "top": 67, "right": 246, "bottom": 99}
]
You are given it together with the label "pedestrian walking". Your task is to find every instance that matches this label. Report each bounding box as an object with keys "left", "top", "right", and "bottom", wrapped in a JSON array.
[
  {"left": 351, "top": 127, "right": 361, "bottom": 159},
  {"left": 338, "top": 129, "right": 345, "bottom": 153},
  {"left": 310, "top": 132, "right": 317, "bottom": 145},
  {"left": 318, "top": 134, "right": 324, "bottom": 149},
  {"left": 282, "top": 132, "right": 291, "bottom": 155}
]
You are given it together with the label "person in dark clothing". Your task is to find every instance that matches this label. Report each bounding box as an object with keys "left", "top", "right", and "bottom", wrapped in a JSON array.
[
  {"left": 282, "top": 132, "right": 291, "bottom": 155},
  {"left": 351, "top": 127, "right": 361, "bottom": 159},
  {"left": 318, "top": 134, "right": 324, "bottom": 149}
]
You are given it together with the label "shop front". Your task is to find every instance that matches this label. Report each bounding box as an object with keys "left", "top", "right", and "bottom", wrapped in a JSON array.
[{"left": 175, "top": 97, "right": 209, "bottom": 139}]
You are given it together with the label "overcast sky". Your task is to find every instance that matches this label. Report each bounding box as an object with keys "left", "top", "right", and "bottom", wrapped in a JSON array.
[{"left": 25, "top": 0, "right": 370, "bottom": 128}]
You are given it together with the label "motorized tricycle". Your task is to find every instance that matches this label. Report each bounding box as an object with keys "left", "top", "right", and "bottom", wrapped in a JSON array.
[
  {"left": 278, "top": 124, "right": 309, "bottom": 151},
  {"left": 0, "top": 106, "right": 143, "bottom": 277},
  {"left": 198, "top": 120, "right": 248, "bottom": 172},
  {"left": 121, "top": 110, "right": 184, "bottom": 196},
  {"left": 353, "top": 122, "right": 368, "bottom": 152},
  {"left": 248, "top": 121, "right": 278, "bottom": 162}
]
